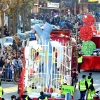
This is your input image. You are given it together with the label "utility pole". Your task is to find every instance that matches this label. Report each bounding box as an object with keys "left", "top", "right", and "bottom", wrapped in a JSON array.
[{"left": 60, "top": 0, "right": 62, "bottom": 23}]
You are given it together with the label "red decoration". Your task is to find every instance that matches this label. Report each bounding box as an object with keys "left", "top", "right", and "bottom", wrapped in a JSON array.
[
  {"left": 82, "top": 14, "right": 95, "bottom": 26},
  {"left": 80, "top": 26, "right": 93, "bottom": 41},
  {"left": 18, "top": 68, "right": 26, "bottom": 97}
]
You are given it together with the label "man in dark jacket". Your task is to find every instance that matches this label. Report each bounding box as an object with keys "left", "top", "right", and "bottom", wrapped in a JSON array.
[
  {"left": 38, "top": 91, "right": 48, "bottom": 100},
  {"left": 20, "top": 91, "right": 32, "bottom": 100},
  {"left": 0, "top": 57, "right": 5, "bottom": 70}
]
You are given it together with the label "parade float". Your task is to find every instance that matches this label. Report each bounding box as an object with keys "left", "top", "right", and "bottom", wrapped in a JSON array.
[
  {"left": 80, "top": 14, "right": 100, "bottom": 70},
  {"left": 18, "top": 23, "right": 77, "bottom": 100}
]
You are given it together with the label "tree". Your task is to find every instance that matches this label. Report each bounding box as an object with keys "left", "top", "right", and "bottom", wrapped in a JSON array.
[
  {"left": 0, "top": 1, "right": 9, "bottom": 37},
  {"left": 0, "top": 0, "right": 52, "bottom": 36}
]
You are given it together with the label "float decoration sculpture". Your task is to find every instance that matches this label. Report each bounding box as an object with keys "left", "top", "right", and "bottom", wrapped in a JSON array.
[
  {"left": 81, "top": 41, "right": 96, "bottom": 55},
  {"left": 80, "top": 14, "right": 97, "bottom": 55},
  {"left": 82, "top": 14, "right": 95, "bottom": 26},
  {"left": 33, "top": 22, "right": 53, "bottom": 88},
  {"left": 80, "top": 14, "right": 95, "bottom": 41},
  {"left": 80, "top": 26, "right": 93, "bottom": 41}
]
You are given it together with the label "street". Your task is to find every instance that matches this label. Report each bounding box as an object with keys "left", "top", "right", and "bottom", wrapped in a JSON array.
[{"left": 2, "top": 71, "right": 100, "bottom": 100}]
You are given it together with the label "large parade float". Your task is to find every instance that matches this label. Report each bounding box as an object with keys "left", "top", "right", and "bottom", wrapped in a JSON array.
[
  {"left": 18, "top": 23, "right": 77, "bottom": 100},
  {"left": 80, "top": 14, "right": 100, "bottom": 71}
]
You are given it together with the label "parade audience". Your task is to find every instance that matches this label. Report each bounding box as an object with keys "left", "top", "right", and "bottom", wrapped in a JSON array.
[{"left": 0, "top": 43, "right": 23, "bottom": 82}]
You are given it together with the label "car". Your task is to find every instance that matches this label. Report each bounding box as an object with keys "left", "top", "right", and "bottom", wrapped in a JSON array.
[
  {"left": 3, "top": 37, "right": 14, "bottom": 47},
  {"left": 25, "top": 31, "right": 36, "bottom": 41},
  {"left": 31, "top": 19, "right": 44, "bottom": 26}
]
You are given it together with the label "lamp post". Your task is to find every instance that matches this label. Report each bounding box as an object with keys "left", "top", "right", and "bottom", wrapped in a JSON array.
[{"left": 60, "top": 0, "right": 62, "bottom": 23}]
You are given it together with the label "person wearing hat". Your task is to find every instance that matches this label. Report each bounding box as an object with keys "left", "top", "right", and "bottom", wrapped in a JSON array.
[
  {"left": 38, "top": 91, "right": 48, "bottom": 100},
  {"left": 20, "top": 90, "right": 32, "bottom": 100},
  {"left": 11, "top": 95, "right": 16, "bottom": 100},
  {"left": 79, "top": 75, "right": 88, "bottom": 100},
  {"left": 86, "top": 73, "right": 93, "bottom": 88}
]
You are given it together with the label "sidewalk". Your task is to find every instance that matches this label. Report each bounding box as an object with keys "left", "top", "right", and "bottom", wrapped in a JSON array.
[{"left": 2, "top": 83, "right": 18, "bottom": 100}]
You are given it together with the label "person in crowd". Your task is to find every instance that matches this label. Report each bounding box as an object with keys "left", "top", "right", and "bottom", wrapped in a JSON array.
[
  {"left": 0, "top": 57, "right": 5, "bottom": 70},
  {"left": 12, "top": 57, "right": 18, "bottom": 82},
  {"left": 86, "top": 84, "right": 95, "bottom": 100},
  {"left": 12, "top": 40, "right": 18, "bottom": 52},
  {"left": 4, "top": 52, "right": 8, "bottom": 59},
  {"left": 2, "top": 64, "right": 6, "bottom": 81},
  {"left": 6, "top": 57, "right": 12, "bottom": 81},
  {"left": 11, "top": 95, "right": 16, "bottom": 100},
  {"left": 86, "top": 73, "right": 93, "bottom": 88},
  {"left": 17, "top": 55, "right": 22, "bottom": 78},
  {"left": 20, "top": 23, "right": 23, "bottom": 32},
  {"left": 38, "top": 91, "right": 48, "bottom": 100},
  {"left": 0, "top": 44, "right": 1, "bottom": 49},
  {"left": 20, "top": 91, "right": 32, "bottom": 100},
  {"left": 77, "top": 53, "right": 83, "bottom": 73},
  {"left": 71, "top": 69, "right": 78, "bottom": 88},
  {"left": 79, "top": 75, "right": 88, "bottom": 100}
]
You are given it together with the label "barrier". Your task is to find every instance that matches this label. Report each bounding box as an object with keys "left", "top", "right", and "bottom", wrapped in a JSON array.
[
  {"left": 0, "top": 67, "right": 22, "bottom": 82},
  {"left": 24, "top": 41, "right": 72, "bottom": 96}
]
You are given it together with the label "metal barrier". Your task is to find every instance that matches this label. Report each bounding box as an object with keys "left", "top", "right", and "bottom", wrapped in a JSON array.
[{"left": 0, "top": 67, "right": 22, "bottom": 82}]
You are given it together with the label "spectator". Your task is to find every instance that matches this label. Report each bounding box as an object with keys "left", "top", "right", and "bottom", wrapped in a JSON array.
[
  {"left": 12, "top": 57, "right": 18, "bottom": 82},
  {"left": 11, "top": 95, "right": 16, "bottom": 100},
  {"left": 17, "top": 55, "right": 22, "bottom": 78},
  {"left": 12, "top": 40, "right": 18, "bottom": 52},
  {"left": 6, "top": 58, "right": 12, "bottom": 81},
  {"left": 2, "top": 64, "right": 6, "bottom": 81},
  {"left": 0, "top": 57, "right": 5, "bottom": 70},
  {"left": 20, "top": 91, "right": 32, "bottom": 100},
  {"left": 0, "top": 44, "right": 1, "bottom": 49}
]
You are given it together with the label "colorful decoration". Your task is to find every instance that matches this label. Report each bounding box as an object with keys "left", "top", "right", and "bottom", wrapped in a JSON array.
[
  {"left": 82, "top": 41, "right": 96, "bottom": 55},
  {"left": 80, "top": 26, "right": 93, "bottom": 41},
  {"left": 82, "top": 14, "right": 95, "bottom": 26}
]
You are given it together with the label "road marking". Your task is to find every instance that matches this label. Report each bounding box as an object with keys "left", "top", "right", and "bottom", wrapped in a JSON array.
[{"left": 3, "top": 86, "right": 17, "bottom": 94}]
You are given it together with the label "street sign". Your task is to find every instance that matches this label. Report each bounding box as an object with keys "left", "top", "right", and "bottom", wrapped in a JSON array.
[{"left": 61, "top": 85, "right": 74, "bottom": 96}]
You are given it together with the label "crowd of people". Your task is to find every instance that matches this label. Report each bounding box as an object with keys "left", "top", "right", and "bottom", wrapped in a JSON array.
[
  {"left": 0, "top": 24, "right": 11, "bottom": 37},
  {"left": 3, "top": 25, "right": 11, "bottom": 37},
  {"left": 31, "top": 13, "right": 79, "bottom": 30},
  {"left": 0, "top": 41, "right": 23, "bottom": 82}
]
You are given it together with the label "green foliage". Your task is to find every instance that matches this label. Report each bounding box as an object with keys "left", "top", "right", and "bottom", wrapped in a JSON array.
[
  {"left": 28, "top": 1, "right": 33, "bottom": 7},
  {"left": 6, "top": 9, "right": 10, "bottom": 14},
  {"left": 19, "top": 3, "right": 23, "bottom": 8}
]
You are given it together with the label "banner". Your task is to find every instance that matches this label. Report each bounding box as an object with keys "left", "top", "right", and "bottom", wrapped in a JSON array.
[
  {"left": 88, "top": 0, "right": 98, "bottom": 2},
  {"left": 61, "top": 85, "right": 74, "bottom": 96},
  {"left": 47, "top": 2, "right": 59, "bottom": 8}
]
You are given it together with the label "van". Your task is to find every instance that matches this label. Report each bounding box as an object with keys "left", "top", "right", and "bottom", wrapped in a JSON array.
[{"left": 25, "top": 31, "right": 36, "bottom": 41}]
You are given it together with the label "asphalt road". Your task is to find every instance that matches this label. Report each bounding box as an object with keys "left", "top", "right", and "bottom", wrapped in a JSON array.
[{"left": 2, "top": 71, "right": 100, "bottom": 100}]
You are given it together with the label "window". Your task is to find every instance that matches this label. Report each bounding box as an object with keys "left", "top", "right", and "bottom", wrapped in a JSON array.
[{"left": 5, "top": 38, "right": 13, "bottom": 43}]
